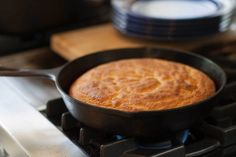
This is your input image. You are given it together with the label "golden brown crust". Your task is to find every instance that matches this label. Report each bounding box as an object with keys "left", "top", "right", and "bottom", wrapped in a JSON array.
[{"left": 69, "top": 58, "right": 216, "bottom": 112}]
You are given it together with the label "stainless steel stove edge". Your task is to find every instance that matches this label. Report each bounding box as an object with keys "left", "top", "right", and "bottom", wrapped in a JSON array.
[{"left": 0, "top": 77, "right": 88, "bottom": 157}]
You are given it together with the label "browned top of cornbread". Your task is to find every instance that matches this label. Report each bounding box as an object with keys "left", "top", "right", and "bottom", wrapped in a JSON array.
[{"left": 69, "top": 58, "right": 216, "bottom": 112}]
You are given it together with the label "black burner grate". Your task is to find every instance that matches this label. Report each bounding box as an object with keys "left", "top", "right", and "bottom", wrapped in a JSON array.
[{"left": 42, "top": 97, "right": 236, "bottom": 157}]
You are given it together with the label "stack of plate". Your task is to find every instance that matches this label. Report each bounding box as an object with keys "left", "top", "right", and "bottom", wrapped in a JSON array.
[{"left": 112, "top": 0, "right": 236, "bottom": 40}]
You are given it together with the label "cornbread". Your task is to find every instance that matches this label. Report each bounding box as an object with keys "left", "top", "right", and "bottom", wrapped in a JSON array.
[{"left": 69, "top": 58, "right": 216, "bottom": 112}]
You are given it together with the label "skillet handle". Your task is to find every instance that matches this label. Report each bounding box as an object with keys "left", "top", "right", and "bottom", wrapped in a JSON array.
[{"left": 0, "top": 66, "right": 63, "bottom": 81}]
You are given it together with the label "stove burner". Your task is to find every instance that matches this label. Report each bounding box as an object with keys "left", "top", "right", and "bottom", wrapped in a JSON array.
[
  {"left": 193, "top": 40, "right": 236, "bottom": 82},
  {"left": 43, "top": 98, "right": 236, "bottom": 157},
  {"left": 114, "top": 135, "right": 124, "bottom": 141},
  {"left": 138, "top": 140, "right": 172, "bottom": 149},
  {"left": 177, "top": 130, "right": 190, "bottom": 144},
  {"left": 137, "top": 130, "right": 192, "bottom": 150}
]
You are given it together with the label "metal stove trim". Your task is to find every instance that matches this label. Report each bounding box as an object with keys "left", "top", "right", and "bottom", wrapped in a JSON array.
[{"left": 0, "top": 77, "right": 89, "bottom": 157}]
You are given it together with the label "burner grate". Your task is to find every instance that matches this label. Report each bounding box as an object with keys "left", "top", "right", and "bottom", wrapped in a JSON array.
[{"left": 41, "top": 98, "right": 230, "bottom": 157}]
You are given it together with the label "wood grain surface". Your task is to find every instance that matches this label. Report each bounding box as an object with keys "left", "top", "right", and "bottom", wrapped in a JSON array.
[{"left": 51, "top": 23, "right": 236, "bottom": 60}]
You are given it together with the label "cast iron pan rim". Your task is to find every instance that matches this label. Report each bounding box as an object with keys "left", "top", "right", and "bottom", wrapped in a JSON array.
[{"left": 55, "top": 47, "right": 227, "bottom": 117}]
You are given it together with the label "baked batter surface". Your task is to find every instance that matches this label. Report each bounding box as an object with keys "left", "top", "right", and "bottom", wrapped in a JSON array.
[{"left": 69, "top": 58, "right": 215, "bottom": 112}]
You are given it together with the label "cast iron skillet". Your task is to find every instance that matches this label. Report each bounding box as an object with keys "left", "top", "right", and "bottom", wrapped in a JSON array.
[{"left": 0, "top": 47, "right": 226, "bottom": 139}]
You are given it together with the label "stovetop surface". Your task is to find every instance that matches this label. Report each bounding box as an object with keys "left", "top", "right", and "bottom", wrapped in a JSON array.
[
  {"left": 0, "top": 49, "right": 90, "bottom": 157},
  {"left": 1, "top": 31, "right": 236, "bottom": 157},
  {"left": 41, "top": 82, "right": 236, "bottom": 157}
]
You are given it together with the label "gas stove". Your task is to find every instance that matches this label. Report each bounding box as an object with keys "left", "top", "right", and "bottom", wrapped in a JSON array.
[
  {"left": 0, "top": 42, "right": 235, "bottom": 157},
  {"left": 1, "top": 22, "right": 236, "bottom": 157},
  {"left": 39, "top": 41, "right": 236, "bottom": 157}
]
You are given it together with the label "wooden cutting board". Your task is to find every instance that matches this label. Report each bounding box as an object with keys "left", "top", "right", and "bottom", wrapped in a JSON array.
[{"left": 51, "top": 23, "right": 236, "bottom": 60}]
